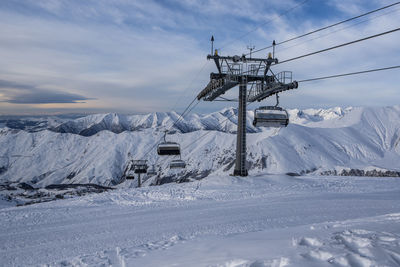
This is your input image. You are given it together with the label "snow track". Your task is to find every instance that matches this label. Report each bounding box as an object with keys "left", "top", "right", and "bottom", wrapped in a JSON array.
[{"left": 1, "top": 175, "right": 400, "bottom": 266}]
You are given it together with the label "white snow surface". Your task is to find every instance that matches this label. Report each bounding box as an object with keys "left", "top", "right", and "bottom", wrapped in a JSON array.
[
  {"left": 1, "top": 106, "right": 400, "bottom": 186},
  {"left": 1, "top": 174, "right": 400, "bottom": 266}
]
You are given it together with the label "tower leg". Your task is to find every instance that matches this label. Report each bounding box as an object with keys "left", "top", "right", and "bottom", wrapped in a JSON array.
[{"left": 233, "top": 76, "right": 248, "bottom": 176}]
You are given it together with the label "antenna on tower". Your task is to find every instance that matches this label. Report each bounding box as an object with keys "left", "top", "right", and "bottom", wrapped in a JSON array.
[
  {"left": 211, "top": 35, "right": 214, "bottom": 55},
  {"left": 247, "top": 45, "right": 255, "bottom": 58},
  {"left": 272, "top": 40, "right": 276, "bottom": 58}
]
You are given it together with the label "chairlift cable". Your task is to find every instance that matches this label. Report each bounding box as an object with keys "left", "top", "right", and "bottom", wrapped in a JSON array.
[
  {"left": 249, "top": 1, "right": 400, "bottom": 55},
  {"left": 137, "top": 62, "right": 208, "bottom": 161},
  {"left": 139, "top": 96, "right": 200, "bottom": 161},
  {"left": 168, "top": 61, "right": 208, "bottom": 114},
  {"left": 277, "top": 7, "right": 400, "bottom": 54},
  {"left": 154, "top": 100, "right": 203, "bottom": 171},
  {"left": 297, "top": 65, "right": 400, "bottom": 83},
  {"left": 169, "top": 97, "right": 198, "bottom": 128},
  {"left": 166, "top": 61, "right": 209, "bottom": 130},
  {"left": 140, "top": 96, "right": 202, "bottom": 159},
  {"left": 277, "top": 27, "right": 400, "bottom": 65},
  {"left": 219, "top": 0, "right": 309, "bottom": 51},
  {"left": 137, "top": 96, "right": 201, "bottom": 172}
]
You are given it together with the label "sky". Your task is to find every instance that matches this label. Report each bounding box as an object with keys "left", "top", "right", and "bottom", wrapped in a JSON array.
[{"left": 0, "top": 0, "right": 399, "bottom": 115}]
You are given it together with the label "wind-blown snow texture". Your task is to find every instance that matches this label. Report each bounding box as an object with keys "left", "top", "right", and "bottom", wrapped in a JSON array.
[
  {"left": 0, "top": 106, "right": 400, "bottom": 187},
  {"left": 1, "top": 175, "right": 400, "bottom": 266}
]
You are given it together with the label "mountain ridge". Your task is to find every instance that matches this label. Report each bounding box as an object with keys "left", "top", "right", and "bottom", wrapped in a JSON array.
[{"left": 0, "top": 106, "right": 399, "bottom": 187}]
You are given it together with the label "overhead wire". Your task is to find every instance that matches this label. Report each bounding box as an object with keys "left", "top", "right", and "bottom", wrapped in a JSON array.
[
  {"left": 277, "top": 7, "right": 400, "bottom": 54},
  {"left": 139, "top": 96, "right": 200, "bottom": 161},
  {"left": 219, "top": 0, "right": 309, "bottom": 51},
  {"left": 166, "top": 60, "right": 210, "bottom": 130},
  {"left": 137, "top": 62, "right": 209, "bottom": 161},
  {"left": 277, "top": 27, "right": 400, "bottom": 65},
  {"left": 170, "top": 96, "right": 198, "bottom": 128},
  {"left": 167, "top": 61, "right": 209, "bottom": 125},
  {"left": 249, "top": 1, "right": 400, "bottom": 56},
  {"left": 297, "top": 65, "right": 400, "bottom": 83}
]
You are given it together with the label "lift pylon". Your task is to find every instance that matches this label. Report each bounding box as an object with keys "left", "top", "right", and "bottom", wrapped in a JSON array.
[
  {"left": 197, "top": 39, "right": 298, "bottom": 176},
  {"left": 124, "top": 160, "right": 148, "bottom": 187}
]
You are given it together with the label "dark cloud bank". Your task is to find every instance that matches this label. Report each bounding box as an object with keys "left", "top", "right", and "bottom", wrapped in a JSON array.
[{"left": 0, "top": 79, "right": 92, "bottom": 104}]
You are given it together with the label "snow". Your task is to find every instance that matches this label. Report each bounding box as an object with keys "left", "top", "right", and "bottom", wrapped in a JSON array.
[
  {"left": 1, "top": 106, "right": 400, "bottom": 265},
  {"left": 1, "top": 174, "right": 400, "bottom": 266},
  {"left": 1, "top": 106, "right": 400, "bottom": 187}
]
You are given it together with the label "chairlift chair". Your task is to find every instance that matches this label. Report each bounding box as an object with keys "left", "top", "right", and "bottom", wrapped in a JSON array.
[
  {"left": 125, "top": 168, "right": 135, "bottom": 180},
  {"left": 170, "top": 155, "right": 186, "bottom": 169},
  {"left": 170, "top": 159, "right": 186, "bottom": 169},
  {"left": 132, "top": 160, "right": 148, "bottom": 174},
  {"left": 253, "top": 106, "right": 289, "bottom": 127},
  {"left": 134, "top": 168, "right": 147, "bottom": 174},
  {"left": 147, "top": 165, "right": 157, "bottom": 175},
  {"left": 157, "top": 142, "right": 181, "bottom": 155},
  {"left": 252, "top": 94, "right": 289, "bottom": 128},
  {"left": 124, "top": 161, "right": 136, "bottom": 179},
  {"left": 157, "top": 131, "right": 181, "bottom": 155},
  {"left": 126, "top": 173, "right": 135, "bottom": 180}
]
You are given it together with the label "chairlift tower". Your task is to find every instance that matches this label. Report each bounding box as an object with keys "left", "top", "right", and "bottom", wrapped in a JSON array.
[
  {"left": 124, "top": 160, "right": 148, "bottom": 187},
  {"left": 197, "top": 39, "right": 298, "bottom": 176}
]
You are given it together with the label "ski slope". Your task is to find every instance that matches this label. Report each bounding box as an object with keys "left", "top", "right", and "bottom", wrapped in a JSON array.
[{"left": 1, "top": 174, "right": 400, "bottom": 266}]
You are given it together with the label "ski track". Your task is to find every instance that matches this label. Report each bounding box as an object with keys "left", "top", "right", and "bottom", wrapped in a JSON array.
[{"left": 1, "top": 175, "right": 400, "bottom": 266}]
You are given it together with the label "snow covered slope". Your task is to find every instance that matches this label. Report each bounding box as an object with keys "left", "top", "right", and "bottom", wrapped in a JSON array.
[
  {"left": 0, "top": 106, "right": 400, "bottom": 187},
  {"left": 1, "top": 174, "right": 400, "bottom": 266}
]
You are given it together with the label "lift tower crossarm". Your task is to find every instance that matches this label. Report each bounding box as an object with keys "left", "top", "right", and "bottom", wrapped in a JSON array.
[
  {"left": 206, "top": 54, "right": 270, "bottom": 62},
  {"left": 197, "top": 79, "right": 239, "bottom": 101},
  {"left": 247, "top": 80, "right": 298, "bottom": 103},
  {"left": 197, "top": 54, "right": 278, "bottom": 101}
]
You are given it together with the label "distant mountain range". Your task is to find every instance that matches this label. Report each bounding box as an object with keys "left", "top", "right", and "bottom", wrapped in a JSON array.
[
  {"left": 0, "top": 107, "right": 354, "bottom": 135},
  {"left": 1, "top": 106, "right": 399, "bottom": 187}
]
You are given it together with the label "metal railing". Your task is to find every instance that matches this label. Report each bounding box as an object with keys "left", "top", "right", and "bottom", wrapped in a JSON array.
[{"left": 275, "top": 71, "right": 292, "bottom": 84}]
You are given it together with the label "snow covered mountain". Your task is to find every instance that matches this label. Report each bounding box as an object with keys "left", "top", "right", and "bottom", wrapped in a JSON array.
[
  {"left": 50, "top": 108, "right": 251, "bottom": 135},
  {"left": 0, "top": 106, "right": 361, "bottom": 135},
  {"left": 0, "top": 114, "right": 81, "bottom": 132},
  {"left": 0, "top": 106, "right": 399, "bottom": 187}
]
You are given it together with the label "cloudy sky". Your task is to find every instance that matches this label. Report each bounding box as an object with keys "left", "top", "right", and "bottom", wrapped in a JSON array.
[{"left": 0, "top": 0, "right": 399, "bottom": 115}]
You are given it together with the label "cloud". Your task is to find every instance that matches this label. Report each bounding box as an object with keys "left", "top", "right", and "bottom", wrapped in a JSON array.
[
  {"left": 5, "top": 90, "right": 91, "bottom": 104},
  {"left": 0, "top": 0, "right": 399, "bottom": 115},
  {"left": 0, "top": 80, "right": 92, "bottom": 104}
]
